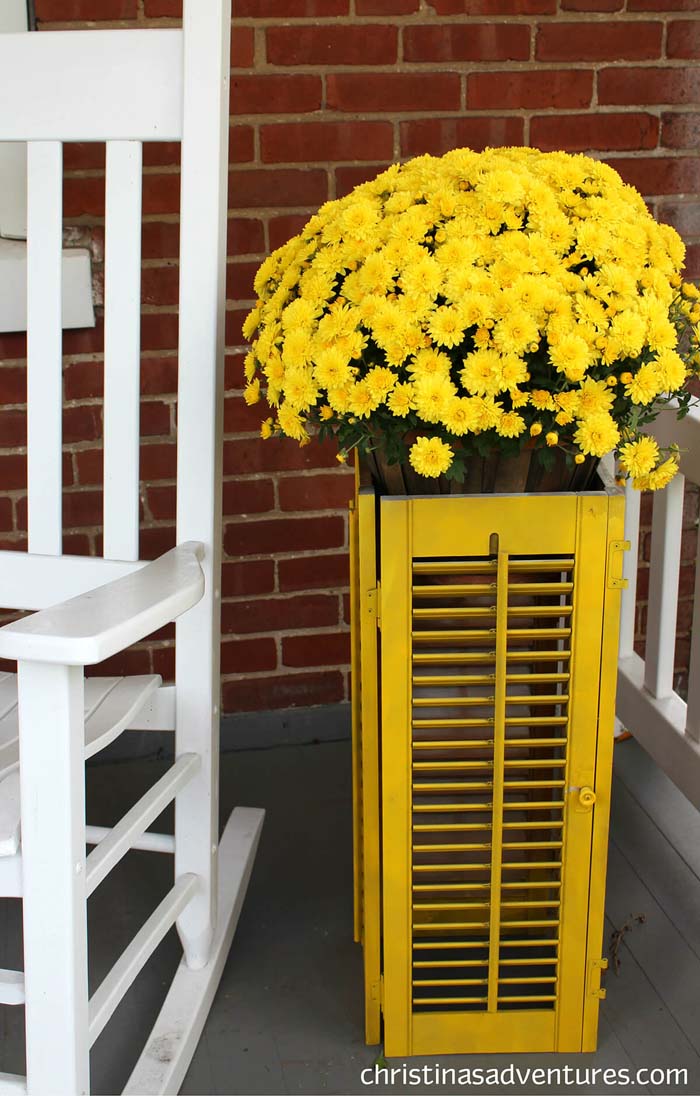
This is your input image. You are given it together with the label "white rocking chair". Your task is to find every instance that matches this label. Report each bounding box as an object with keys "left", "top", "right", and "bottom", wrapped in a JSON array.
[{"left": 0, "top": 3, "right": 264, "bottom": 1093}]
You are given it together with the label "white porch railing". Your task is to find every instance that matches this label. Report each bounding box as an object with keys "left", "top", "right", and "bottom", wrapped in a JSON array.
[{"left": 616, "top": 403, "right": 700, "bottom": 810}]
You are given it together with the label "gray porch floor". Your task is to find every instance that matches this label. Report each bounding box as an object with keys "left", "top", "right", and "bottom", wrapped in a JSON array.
[{"left": 1, "top": 735, "right": 700, "bottom": 1095}]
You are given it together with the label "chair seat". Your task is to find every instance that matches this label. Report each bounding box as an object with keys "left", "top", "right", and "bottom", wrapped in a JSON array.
[{"left": 0, "top": 672, "right": 161, "bottom": 857}]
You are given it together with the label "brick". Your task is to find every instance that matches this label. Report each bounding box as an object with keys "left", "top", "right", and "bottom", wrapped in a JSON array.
[
  {"left": 224, "top": 393, "right": 268, "bottom": 433},
  {"left": 229, "top": 168, "right": 327, "bottom": 209},
  {"left": 282, "top": 631, "right": 350, "bottom": 667},
  {"left": 151, "top": 646, "right": 175, "bottom": 681},
  {"left": 0, "top": 367, "right": 26, "bottom": 405},
  {"left": 223, "top": 436, "right": 340, "bottom": 475},
  {"left": 141, "top": 357, "right": 178, "bottom": 397},
  {"left": 141, "top": 313, "right": 179, "bottom": 352},
  {"left": 628, "top": 0, "right": 699, "bottom": 9},
  {"left": 222, "top": 559, "right": 275, "bottom": 597},
  {"left": 225, "top": 354, "right": 248, "bottom": 390},
  {"left": 227, "top": 217, "right": 265, "bottom": 255},
  {"left": 261, "top": 121, "right": 393, "bottom": 164},
  {"left": 64, "top": 405, "right": 102, "bottom": 444},
  {"left": 401, "top": 116, "right": 524, "bottom": 157},
  {"left": 140, "top": 441, "right": 177, "bottom": 480},
  {"left": 0, "top": 333, "right": 26, "bottom": 361},
  {"left": 667, "top": 20, "right": 700, "bottom": 58},
  {"left": 64, "top": 143, "right": 105, "bottom": 171},
  {"left": 222, "top": 593, "right": 337, "bottom": 634},
  {"left": 404, "top": 24, "right": 530, "bottom": 63},
  {"left": 222, "top": 478, "right": 276, "bottom": 515},
  {"left": 0, "top": 456, "right": 25, "bottom": 490},
  {"left": 143, "top": 144, "right": 180, "bottom": 168},
  {"left": 279, "top": 552, "right": 350, "bottom": 592},
  {"left": 531, "top": 112, "right": 659, "bottom": 152},
  {"left": 232, "top": 27, "right": 255, "bottom": 69},
  {"left": 144, "top": 0, "right": 180, "bottom": 12},
  {"left": 0, "top": 499, "right": 13, "bottom": 534},
  {"left": 468, "top": 70, "right": 593, "bottom": 110},
  {"left": 146, "top": 485, "right": 175, "bottom": 521},
  {"left": 226, "top": 308, "right": 251, "bottom": 344},
  {"left": 335, "top": 164, "right": 391, "bottom": 197},
  {"left": 606, "top": 156, "right": 700, "bottom": 197},
  {"left": 224, "top": 514, "right": 345, "bottom": 555},
  {"left": 685, "top": 243, "right": 700, "bottom": 278},
  {"left": 142, "top": 222, "right": 180, "bottom": 261},
  {"left": 63, "top": 491, "right": 104, "bottom": 528},
  {"left": 141, "top": 265, "right": 179, "bottom": 307},
  {"left": 36, "top": 0, "right": 136, "bottom": 17},
  {"left": 536, "top": 21, "right": 662, "bottom": 61},
  {"left": 64, "top": 177, "right": 104, "bottom": 219},
  {"left": 230, "top": 125, "right": 255, "bottom": 164},
  {"left": 357, "top": 0, "right": 418, "bottom": 10},
  {"left": 599, "top": 67, "right": 700, "bottom": 106},
  {"left": 0, "top": 411, "right": 26, "bottom": 448},
  {"left": 234, "top": 0, "right": 347, "bottom": 12},
  {"left": 430, "top": 0, "right": 555, "bottom": 11},
  {"left": 226, "top": 260, "right": 259, "bottom": 301},
  {"left": 269, "top": 214, "right": 312, "bottom": 250},
  {"left": 561, "top": 0, "right": 623, "bottom": 8},
  {"left": 278, "top": 472, "right": 354, "bottom": 511},
  {"left": 266, "top": 25, "right": 397, "bottom": 66},
  {"left": 662, "top": 112, "right": 700, "bottom": 149},
  {"left": 140, "top": 401, "right": 171, "bottom": 436},
  {"left": 63, "top": 321, "right": 104, "bottom": 356},
  {"left": 142, "top": 174, "right": 180, "bottom": 216},
  {"left": 221, "top": 637, "right": 277, "bottom": 674},
  {"left": 326, "top": 73, "right": 461, "bottom": 113},
  {"left": 231, "top": 75, "right": 322, "bottom": 115},
  {"left": 140, "top": 526, "right": 177, "bottom": 559},
  {"left": 222, "top": 670, "right": 344, "bottom": 713},
  {"left": 88, "top": 649, "right": 152, "bottom": 679}
]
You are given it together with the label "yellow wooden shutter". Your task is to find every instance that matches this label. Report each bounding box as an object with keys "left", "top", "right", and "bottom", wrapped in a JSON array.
[{"left": 377, "top": 492, "right": 624, "bottom": 1056}]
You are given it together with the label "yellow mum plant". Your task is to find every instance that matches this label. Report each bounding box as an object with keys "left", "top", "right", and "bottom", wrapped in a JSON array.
[{"left": 243, "top": 147, "right": 700, "bottom": 490}]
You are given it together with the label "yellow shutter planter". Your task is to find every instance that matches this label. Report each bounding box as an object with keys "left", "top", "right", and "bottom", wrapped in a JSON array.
[{"left": 351, "top": 470, "right": 626, "bottom": 1057}]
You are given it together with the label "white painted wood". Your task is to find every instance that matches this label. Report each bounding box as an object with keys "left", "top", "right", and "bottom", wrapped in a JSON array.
[
  {"left": 0, "top": 969, "right": 24, "bottom": 1007},
  {"left": 0, "top": 774, "right": 20, "bottom": 857},
  {"left": 0, "top": 31, "right": 183, "bottom": 142},
  {"left": 124, "top": 806, "right": 265, "bottom": 1096},
  {"left": 0, "top": 1075, "right": 26, "bottom": 1095},
  {"left": 84, "top": 676, "right": 162, "bottom": 759},
  {"left": 685, "top": 544, "right": 700, "bottom": 744},
  {"left": 0, "top": 2, "right": 29, "bottom": 240},
  {"left": 18, "top": 661, "right": 89, "bottom": 1095},
  {"left": 0, "top": 239, "right": 94, "bottom": 333},
  {"left": 0, "top": 855, "right": 22, "bottom": 898},
  {"left": 0, "top": 543, "right": 204, "bottom": 665},
  {"left": 85, "top": 826, "right": 175, "bottom": 856},
  {"left": 103, "top": 141, "right": 143, "bottom": 562},
  {"left": 175, "top": 0, "right": 232, "bottom": 973},
  {"left": 127, "top": 683, "right": 176, "bottom": 731},
  {"left": 0, "top": 553, "right": 145, "bottom": 612},
  {"left": 0, "top": 675, "right": 162, "bottom": 783},
  {"left": 88, "top": 872, "right": 198, "bottom": 1048},
  {"left": 645, "top": 402, "right": 700, "bottom": 486},
  {"left": 617, "top": 652, "right": 700, "bottom": 812},
  {"left": 86, "top": 754, "right": 198, "bottom": 896},
  {"left": 619, "top": 482, "right": 641, "bottom": 660},
  {"left": 643, "top": 472, "right": 685, "bottom": 699},
  {"left": 26, "top": 141, "right": 63, "bottom": 557}
]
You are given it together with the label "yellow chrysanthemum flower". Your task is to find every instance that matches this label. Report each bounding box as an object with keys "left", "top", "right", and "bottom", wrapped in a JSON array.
[
  {"left": 574, "top": 413, "right": 620, "bottom": 458},
  {"left": 244, "top": 378, "right": 261, "bottom": 406},
  {"left": 497, "top": 411, "right": 526, "bottom": 438},
  {"left": 618, "top": 436, "right": 659, "bottom": 478},
  {"left": 409, "top": 436, "right": 454, "bottom": 478}
]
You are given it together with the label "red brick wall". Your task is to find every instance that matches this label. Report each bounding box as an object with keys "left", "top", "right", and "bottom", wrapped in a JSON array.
[{"left": 0, "top": 0, "right": 697, "bottom": 713}]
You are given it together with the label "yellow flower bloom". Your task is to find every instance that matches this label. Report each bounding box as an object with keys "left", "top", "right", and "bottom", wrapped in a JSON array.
[
  {"left": 387, "top": 382, "right": 416, "bottom": 418},
  {"left": 427, "top": 305, "right": 466, "bottom": 349},
  {"left": 574, "top": 413, "right": 620, "bottom": 457},
  {"left": 619, "top": 436, "right": 659, "bottom": 478},
  {"left": 260, "top": 417, "right": 275, "bottom": 439},
  {"left": 244, "top": 379, "right": 261, "bottom": 406},
  {"left": 546, "top": 431, "right": 559, "bottom": 447},
  {"left": 277, "top": 403, "right": 309, "bottom": 443},
  {"left": 530, "top": 422, "right": 543, "bottom": 437},
  {"left": 497, "top": 411, "right": 526, "bottom": 438},
  {"left": 444, "top": 396, "right": 478, "bottom": 436},
  {"left": 624, "top": 363, "right": 664, "bottom": 406},
  {"left": 409, "top": 436, "right": 454, "bottom": 478}
]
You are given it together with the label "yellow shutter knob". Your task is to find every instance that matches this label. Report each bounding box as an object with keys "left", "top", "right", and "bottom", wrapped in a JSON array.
[{"left": 578, "top": 786, "right": 596, "bottom": 810}]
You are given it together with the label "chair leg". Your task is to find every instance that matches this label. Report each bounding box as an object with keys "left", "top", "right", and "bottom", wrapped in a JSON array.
[
  {"left": 174, "top": 624, "right": 218, "bottom": 971},
  {"left": 17, "top": 661, "right": 90, "bottom": 1096}
]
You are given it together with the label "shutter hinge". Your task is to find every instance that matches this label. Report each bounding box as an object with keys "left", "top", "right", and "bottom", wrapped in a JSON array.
[
  {"left": 367, "top": 583, "right": 381, "bottom": 629},
  {"left": 588, "top": 957, "right": 608, "bottom": 999},
  {"left": 370, "top": 975, "right": 384, "bottom": 1011},
  {"left": 607, "top": 539, "right": 631, "bottom": 589}
]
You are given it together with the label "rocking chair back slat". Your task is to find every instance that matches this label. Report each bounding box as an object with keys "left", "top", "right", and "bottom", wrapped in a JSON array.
[
  {"left": 0, "top": 30, "right": 184, "bottom": 143},
  {"left": 103, "top": 141, "right": 144, "bottom": 562},
  {"left": 26, "top": 141, "right": 63, "bottom": 557}
]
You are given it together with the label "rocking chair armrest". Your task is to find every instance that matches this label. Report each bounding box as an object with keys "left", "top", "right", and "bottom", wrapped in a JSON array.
[{"left": 0, "top": 542, "right": 205, "bottom": 667}]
